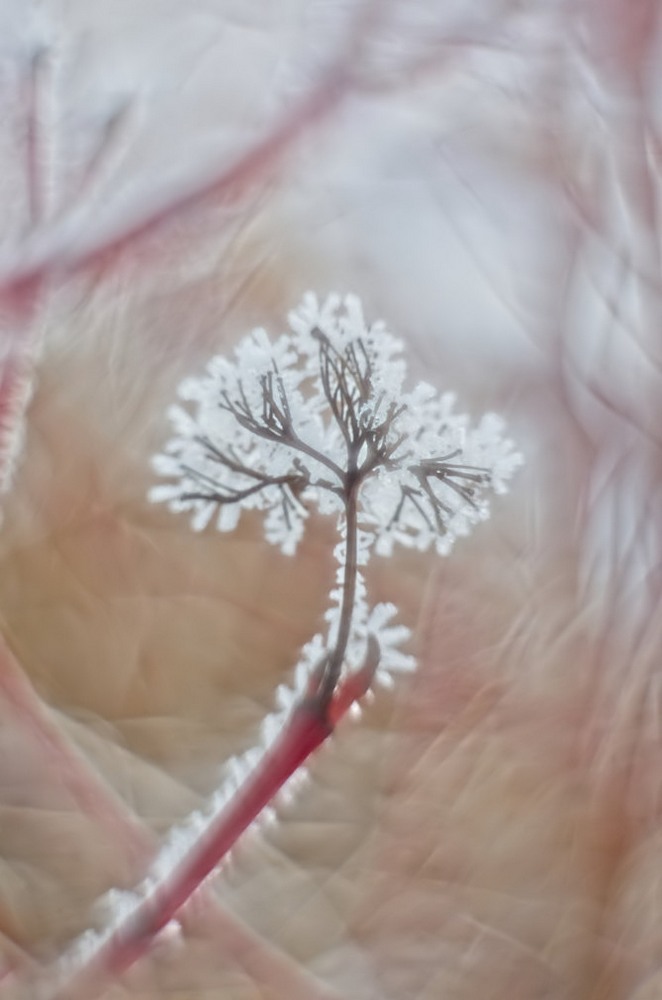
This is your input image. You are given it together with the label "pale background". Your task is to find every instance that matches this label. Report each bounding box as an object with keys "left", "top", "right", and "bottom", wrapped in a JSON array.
[{"left": 0, "top": 1, "right": 660, "bottom": 997}]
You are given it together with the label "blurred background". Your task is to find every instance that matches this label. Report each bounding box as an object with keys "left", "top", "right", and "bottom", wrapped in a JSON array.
[{"left": 0, "top": 1, "right": 660, "bottom": 997}]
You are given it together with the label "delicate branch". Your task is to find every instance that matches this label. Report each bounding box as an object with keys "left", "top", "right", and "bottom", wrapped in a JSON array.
[
  {"left": 219, "top": 385, "right": 344, "bottom": 481},
  {"left": 181, "top": 471, "right": 306, "bottom": 506},
  {"left": 29, "top": 296, "right": 520, "bottom": 999},
  {"left": 317, "top": 481, "right": 360, "bottom": 708}
]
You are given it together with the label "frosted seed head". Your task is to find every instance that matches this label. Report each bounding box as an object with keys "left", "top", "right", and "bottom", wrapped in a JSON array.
[{"left": 149, "top": 292, "right": 522, "bottom": 561}]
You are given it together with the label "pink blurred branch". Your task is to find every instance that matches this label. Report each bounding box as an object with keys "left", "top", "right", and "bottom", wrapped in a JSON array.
[
  {"left": 0, "top": 69, "right": 346, "bottom": 297},
  {"left": 0, "top": 0, "right": 387, "bottom": 305},
  {"left": 55, "top": 705, "right": 333, "bottom": 1000},
  {"left": 0, "top": 634, "right": 150, "bottom": 863}
]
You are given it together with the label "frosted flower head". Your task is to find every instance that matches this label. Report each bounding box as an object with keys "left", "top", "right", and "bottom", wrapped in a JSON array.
[{"left": 149, "top": 292, "right": 522, "bottom": 556}]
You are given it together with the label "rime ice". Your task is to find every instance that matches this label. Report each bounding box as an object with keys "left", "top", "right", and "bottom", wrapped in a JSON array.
[
  {"left": 150, "top": 291, "right": 522, "bottom": 559},
  {"left": 149, "top": 290, "right": 522, "bottom": 711}
]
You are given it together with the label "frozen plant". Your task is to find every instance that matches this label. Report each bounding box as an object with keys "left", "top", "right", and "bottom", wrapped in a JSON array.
[
  {"left": 150, "top": 291, "right": 522, "bottom": 708},
  {"left": 45, "top": 294, "right": 521, "bottom": 1000}
]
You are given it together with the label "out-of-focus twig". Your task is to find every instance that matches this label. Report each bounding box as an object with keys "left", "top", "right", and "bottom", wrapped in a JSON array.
[
  {"left": 0, "top": 0, "right": 387, "bottom": 305},
  {"left": 0, "top": 633, "right": 150, "bottom": 864}
]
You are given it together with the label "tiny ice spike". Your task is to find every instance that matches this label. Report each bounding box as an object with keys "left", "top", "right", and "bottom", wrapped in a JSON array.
[{"left": 150, "top": 291, "right": 523, "bottom": 558}]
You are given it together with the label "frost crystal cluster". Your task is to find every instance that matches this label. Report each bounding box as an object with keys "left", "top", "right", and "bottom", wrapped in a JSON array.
[
  {"left": 151, "top": 293, "right": 520, "bottom": 551},
  {"left": 150, "top": 292, "right": 522, "bottom": 701}
]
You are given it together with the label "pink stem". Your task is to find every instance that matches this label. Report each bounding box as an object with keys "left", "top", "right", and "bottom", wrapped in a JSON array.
[
  {"left": 116, "top": 706, "right": 330, "bottom": 961},
  {"left": 46, "top": 704, "right": 334, "bottom": 1000},
  {"left": 39, "top": 666, "right": 374, "bottom": 1000},
  {"left": 0, "top": 634, "right": 371, "bottom": 998},
  {"left": 0, "top": 637, "right": 348, "bottom": 999}
]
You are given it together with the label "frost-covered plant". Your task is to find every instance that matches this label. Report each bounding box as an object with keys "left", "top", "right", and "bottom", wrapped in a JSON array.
[
  {"left": 45, "top": 294, "right": 521, "bottom": 1000},
  {"left": 150, "top": 291, "right": 522, "bottom": 707}
]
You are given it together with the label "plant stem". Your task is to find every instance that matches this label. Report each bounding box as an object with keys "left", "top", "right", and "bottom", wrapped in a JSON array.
[
  {"left": 37, "top": 662, "right": 376, "bottom": 1000},
  {"left": 317, "top": 477, "right": 360, "bottom": 709},
  {"left": 0, "top": 634, "right": 343, "bottom": 1000},
  {"left": 44, "top": 704, "right": 333, "bottom": 1000}
]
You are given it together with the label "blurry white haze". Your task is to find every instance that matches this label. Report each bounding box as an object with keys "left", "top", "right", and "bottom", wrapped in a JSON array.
[{"left": 0, "top": 1, "right": 660, "bottom": 998}]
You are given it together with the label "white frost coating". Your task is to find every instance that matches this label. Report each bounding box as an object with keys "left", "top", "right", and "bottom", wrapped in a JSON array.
[
  {"left": 72, "top": 546, "right": 417, "bottom": 967},
  {"left": 145, "top": 289, "right": 522, "bottom": 840},
  {"left": 150, "top": 292, "right": 522, "bottom": 558}
]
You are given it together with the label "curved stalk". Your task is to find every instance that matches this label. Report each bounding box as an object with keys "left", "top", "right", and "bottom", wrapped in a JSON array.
[
  {"left": 41, "top": 670, "right": 375, "bottom": 1000},
  {"left": 44, "top": 706, "right": 332, "bottom": 1000},
  {"left": 316, "top": 476, "right": 360, "bottom": 709}
]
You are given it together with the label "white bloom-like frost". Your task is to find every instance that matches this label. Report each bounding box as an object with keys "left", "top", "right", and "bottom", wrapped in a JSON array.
[
  {"left": 150, "top": 291, "right": 522, "bottom": 559},
  {"left": 149, "top": 289, "right": 522, "bottom": 708},
  {"left": 149, "top": 290, "right": 522, "bottom": 716}
]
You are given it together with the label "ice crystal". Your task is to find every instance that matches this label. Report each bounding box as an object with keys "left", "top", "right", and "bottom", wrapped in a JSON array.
[
  {"left": 149, "top": 291, "right": 522, "bottom": 711},
  {"left": 150, "top": 292, "right": 522, "bottom": 559}
]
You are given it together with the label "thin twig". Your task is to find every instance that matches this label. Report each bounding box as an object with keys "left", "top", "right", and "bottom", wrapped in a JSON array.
[
  {"left": 220, "top": 389, "right": 345, "bottom": 481},
  {"left": 318, "top": 480, "right": 360, "bottom": 707}
]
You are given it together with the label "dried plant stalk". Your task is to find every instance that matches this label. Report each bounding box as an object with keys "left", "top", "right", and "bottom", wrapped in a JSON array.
[{"left": 35, "top": 293, "right": 521, "bottom": 999}]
